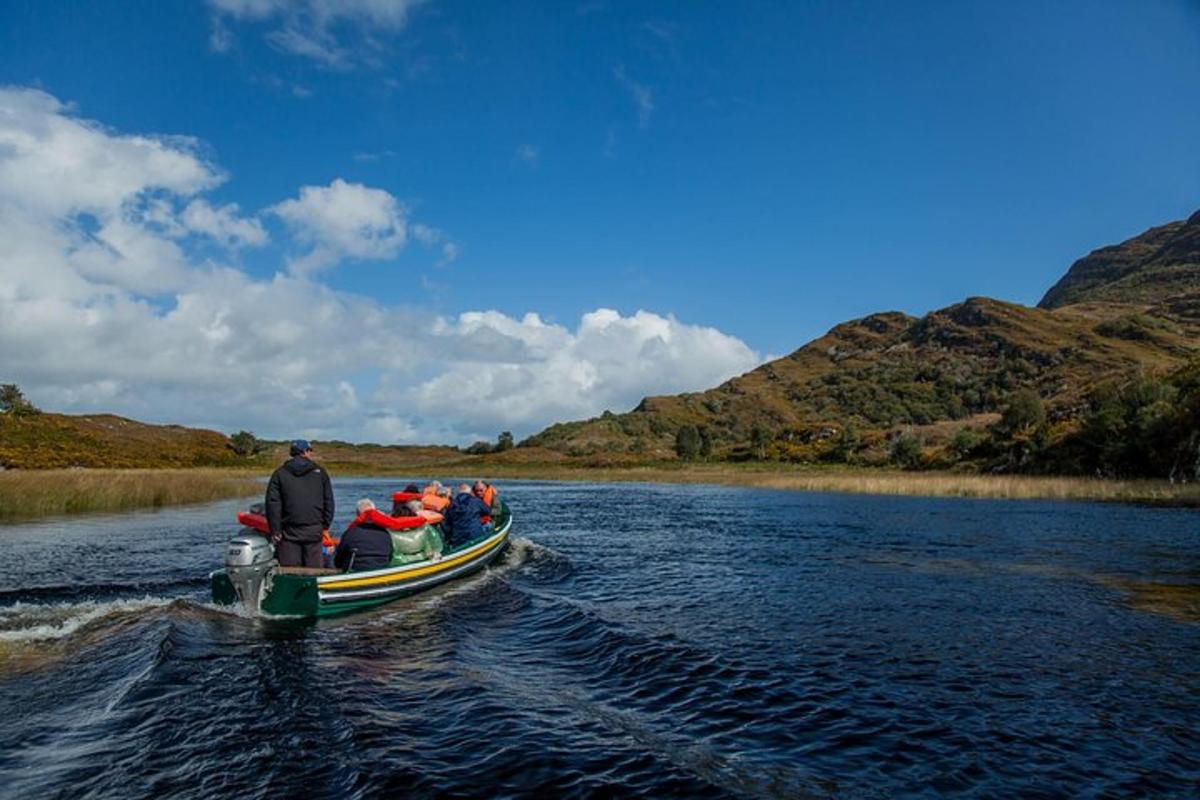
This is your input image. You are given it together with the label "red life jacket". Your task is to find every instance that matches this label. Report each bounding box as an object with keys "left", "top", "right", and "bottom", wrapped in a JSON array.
[
  {"left": 237, "top": 511, "right": 270, "bottom": 534},
  {"left": 346, "top": 508, "right": 427, "bottom": 532}
]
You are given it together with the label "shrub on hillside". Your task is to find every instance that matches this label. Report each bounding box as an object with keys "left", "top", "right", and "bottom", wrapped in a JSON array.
[
  {"left": 675, "top": 425, "right": 701, "bottom": 460},
  {"left": 889, "top": 431, "right": 924, "bottom": 469},
  {"left": 229, "top": 430, "right": 265, "bottom": 457},
  {"left": 0, "top": 384, "right": 39, "bottom": 418}
]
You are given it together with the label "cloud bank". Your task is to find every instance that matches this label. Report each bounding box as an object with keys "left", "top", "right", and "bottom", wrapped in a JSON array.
[{"left": 0, "top": 87, "right": 761, "bottom": 444}]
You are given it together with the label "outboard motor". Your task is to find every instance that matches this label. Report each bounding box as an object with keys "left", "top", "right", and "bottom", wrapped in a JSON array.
[{"left": 225, "top": 532, "right": 276, "bottom": 612}]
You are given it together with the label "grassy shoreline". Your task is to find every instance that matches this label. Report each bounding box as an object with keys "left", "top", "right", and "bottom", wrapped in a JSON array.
[
  {"left": 330, "top": 460, "right": 1200, "bottom": 507},
  {"left": 1, "top": 463, "right": 1196, "bottom": 522},
  {"left": 0, "top": 469, "right": 262, "bottom": 522}
]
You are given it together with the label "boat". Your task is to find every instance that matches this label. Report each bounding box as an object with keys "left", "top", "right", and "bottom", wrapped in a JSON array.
[{"left": 210, "top": 497, "right": 512, "bottom": 618}]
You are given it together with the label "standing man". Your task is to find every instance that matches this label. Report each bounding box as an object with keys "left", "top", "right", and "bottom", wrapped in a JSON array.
[{"left": 265, "top": 439, "right": 334, "bottom": 568}]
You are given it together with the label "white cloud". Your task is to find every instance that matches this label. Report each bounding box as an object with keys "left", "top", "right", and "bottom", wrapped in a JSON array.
[
  {"left": 269, "top": 178, "right": 408, "bottom": 273},
  {"left": 0, "top": 86, "right": 762, "bottom": 445},
  {"left": 181, "top": 199, "right": 268, "bottom": 249},
  {"left": 208, "top": 0, "right": 427, "bottom": 67},
  {"left": 515, "top": 144, "right": 539, "bottom": 165},
  {"left": 614, "top": 65, "right": 654, "bottom": 128},
  {"left": 390, "top": 308, "right": 760, "bottom": 440}
]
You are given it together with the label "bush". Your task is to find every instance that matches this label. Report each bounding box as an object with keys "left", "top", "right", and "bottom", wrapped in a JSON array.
[
  {"left": 496, "top": 431, "right": 514, "bottom": 452},
  {"left": 889, "top": 432, "right": 924, "bottom": 469},
  {"left": 826, "top": 423, "right": 862, "bottom": 464},
  {"left": 748, "top": 425, "right": 770, "bottom": 460},
  {"left": 993, "top": 390, "right": 1045, "bottom": 439},
  {"left": 949, "top": 426, "right": 985, "bottom": 459},
  {"left": 228, "top": 430, "right": 264, "bottom": 457},
  {"left": 0, "top": 384, "right": 39, "bottom": 418},
  {"left": 675, "top": 425, "right": 701, "bottom": 460}
]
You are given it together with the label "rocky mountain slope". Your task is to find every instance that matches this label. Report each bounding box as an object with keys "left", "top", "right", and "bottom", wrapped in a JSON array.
[{"left": 524, "top": 210, "right": 1200, "bottom": 458}]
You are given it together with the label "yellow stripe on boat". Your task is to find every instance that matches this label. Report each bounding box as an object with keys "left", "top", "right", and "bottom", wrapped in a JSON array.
[{"left": 318, "top": 530, "right": 507, "bottom": 590}]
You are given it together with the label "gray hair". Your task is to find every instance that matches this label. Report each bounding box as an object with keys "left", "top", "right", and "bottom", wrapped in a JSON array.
[{"left": 356, "top": 498, "right": 376, "bottom": 514}]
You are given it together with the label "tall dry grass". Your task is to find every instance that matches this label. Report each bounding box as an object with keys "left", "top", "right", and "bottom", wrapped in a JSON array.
[
  {"left": 477, "top": 462, "right": 1200, "bottom": 506},
  {"left": 0, "top": 469, "right": 262, "bottom": 521},
  {"left": 734, "top": 471, "right": 1200, "bottom": 505}
]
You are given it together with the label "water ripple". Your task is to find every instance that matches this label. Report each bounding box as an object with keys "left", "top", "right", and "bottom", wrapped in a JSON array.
[{"left": 0, "top": 481, "right": 1199, "bottom": 797}]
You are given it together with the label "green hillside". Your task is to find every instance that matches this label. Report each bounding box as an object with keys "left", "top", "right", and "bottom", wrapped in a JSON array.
[
  {"left": 0, "top": 413, "right": 248, "bottom": 469},
  {"left": 524, "top": 210, "right": 1200, "bottom": 474}
]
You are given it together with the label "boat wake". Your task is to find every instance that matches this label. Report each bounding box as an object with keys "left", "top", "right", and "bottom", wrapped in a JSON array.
[
  {"left": 501, "top": 535, "right": 575, "bottom": 583},
  {"left": 0, "top": 596, "right": 178, "bottom": 643},
  {"left": 0, "top": 576, "right": 208, "bottom": 605}
]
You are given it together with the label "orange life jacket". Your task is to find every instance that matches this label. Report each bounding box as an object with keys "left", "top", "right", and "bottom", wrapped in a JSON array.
[
  {"left": 422, "top": 493, "right": 450, "bottom": 512},
  {"left": 482, "top": 485, "right": 497, "bottom": 508}
]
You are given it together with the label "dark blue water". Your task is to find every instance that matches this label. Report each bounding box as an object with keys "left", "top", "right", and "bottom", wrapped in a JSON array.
[{"left": 1, "top": 480, "right": 1198, "bottom": 798}]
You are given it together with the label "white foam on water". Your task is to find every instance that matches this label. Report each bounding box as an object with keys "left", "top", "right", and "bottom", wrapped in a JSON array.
[{"left": 0, "top": 596, "right": 175, "bottom": 642}]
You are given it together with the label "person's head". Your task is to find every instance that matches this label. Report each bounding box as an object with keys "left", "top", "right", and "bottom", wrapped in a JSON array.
[
  {"left": 473, "top": 480, "right": 488, "bottom": 497},
  {"left": 457, "top": 483, "right": 472, "bottom": 495},
  {"left": 403, "top": 483, "right": 420, "bottom": 494},
  {"left": 356, "top": 498, "right": 376, "bottom": 515},
  {"left": 436, "top": 486, "right": 451, "bottom": 498},
  {"left": 290, "top": 439, "right": 314, "bottom": 458},
  {"left": 406, "top": 500, "right": 424, "bottom": 515}
]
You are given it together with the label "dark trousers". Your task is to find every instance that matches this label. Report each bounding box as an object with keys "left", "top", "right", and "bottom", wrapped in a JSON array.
[{"left": 277, "top": 539, "right": 324, "bottom": 568}]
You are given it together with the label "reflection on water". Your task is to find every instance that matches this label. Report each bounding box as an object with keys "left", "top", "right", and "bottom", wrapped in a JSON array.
[{"left": 0, "top": 480, "right": 1198, "bottom": 798}]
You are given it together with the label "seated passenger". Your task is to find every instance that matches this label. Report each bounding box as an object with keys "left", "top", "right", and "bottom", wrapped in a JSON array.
[
  {"left": 442, "top": 484, "right": 492, "bottom": 549},
  {"left": 422, "top": 483, "right": 451, "bottom": 512},
  {"left": 473, "top": 480, "right": 498, "bottom": 524},
  {"left": 473, "top": 480, "right": 498, "bottom": 509},
  {"left": 407, "top": 499, "right": 444, "bottom": 525},
  {"left": 334, "top": 499, "right": 394, "bottom": 572}
]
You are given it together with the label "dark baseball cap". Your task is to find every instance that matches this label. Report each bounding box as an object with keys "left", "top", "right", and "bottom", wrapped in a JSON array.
[{"left": 290, "top": 439, "right": 313, "bottom": 456}]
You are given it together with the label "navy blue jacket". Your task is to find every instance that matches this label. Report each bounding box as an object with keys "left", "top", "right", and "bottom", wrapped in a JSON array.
[
  {"left": 265, "top": 456, "right": 334, "bottom": 543},
  {"left": 442, "top": 492, "right": 491, "bottom": 547},
  {"left": 334, "top": 522, "right": 393, "bottom": 572}
]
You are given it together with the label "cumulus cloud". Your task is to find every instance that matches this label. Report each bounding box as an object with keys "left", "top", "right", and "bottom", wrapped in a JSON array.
[
  {"left": 0, "top": 86, "right": 761, "bottom": 444},
  {"left": 181, "top": 199, "right": 268, "bottom": 249},
  {"left": 269, "top": 178, "right": 408, "bottom": 273},
  {"left": 207, "top": 0, "right": 427, "bottom": 67},
  {"left": 391, "top": 309, "right": 759, "bottom": 440}
]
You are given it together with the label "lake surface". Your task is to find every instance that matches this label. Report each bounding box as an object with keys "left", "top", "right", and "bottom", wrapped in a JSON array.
[{"left": 1, "top": 479, "right": 1198, "bottom": 798}]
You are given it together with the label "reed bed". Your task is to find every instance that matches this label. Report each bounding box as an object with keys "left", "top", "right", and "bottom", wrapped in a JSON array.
[
  {"left": 0, "top": 469, "right": 262, "bottom": 522},
  {"left": 479, "top": 462, "right": 1200, "bottom": 506},
  {"left": 734, "top": 471, "right": 1200, "bottom": 505}
]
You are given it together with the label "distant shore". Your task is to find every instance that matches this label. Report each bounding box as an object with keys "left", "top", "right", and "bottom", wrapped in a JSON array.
[
  {"left": 2, "top": 462, "right": 1196, "bottom": 522},
  {"left": 463, "top": 462, "right": 1200, "bottom": 507},
  {"left": 325, "top": 458, "right": 1200, "bottom": 507}
]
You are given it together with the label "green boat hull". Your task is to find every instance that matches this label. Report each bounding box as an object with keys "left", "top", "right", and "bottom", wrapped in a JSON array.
[{"left": 212, "top": 511, "right": 513, "bottom": 618}]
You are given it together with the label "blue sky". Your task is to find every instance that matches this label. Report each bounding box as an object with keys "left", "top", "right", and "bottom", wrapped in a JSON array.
[{"left": 2, "top": 1, "right": 1199, "bottom": 443}]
